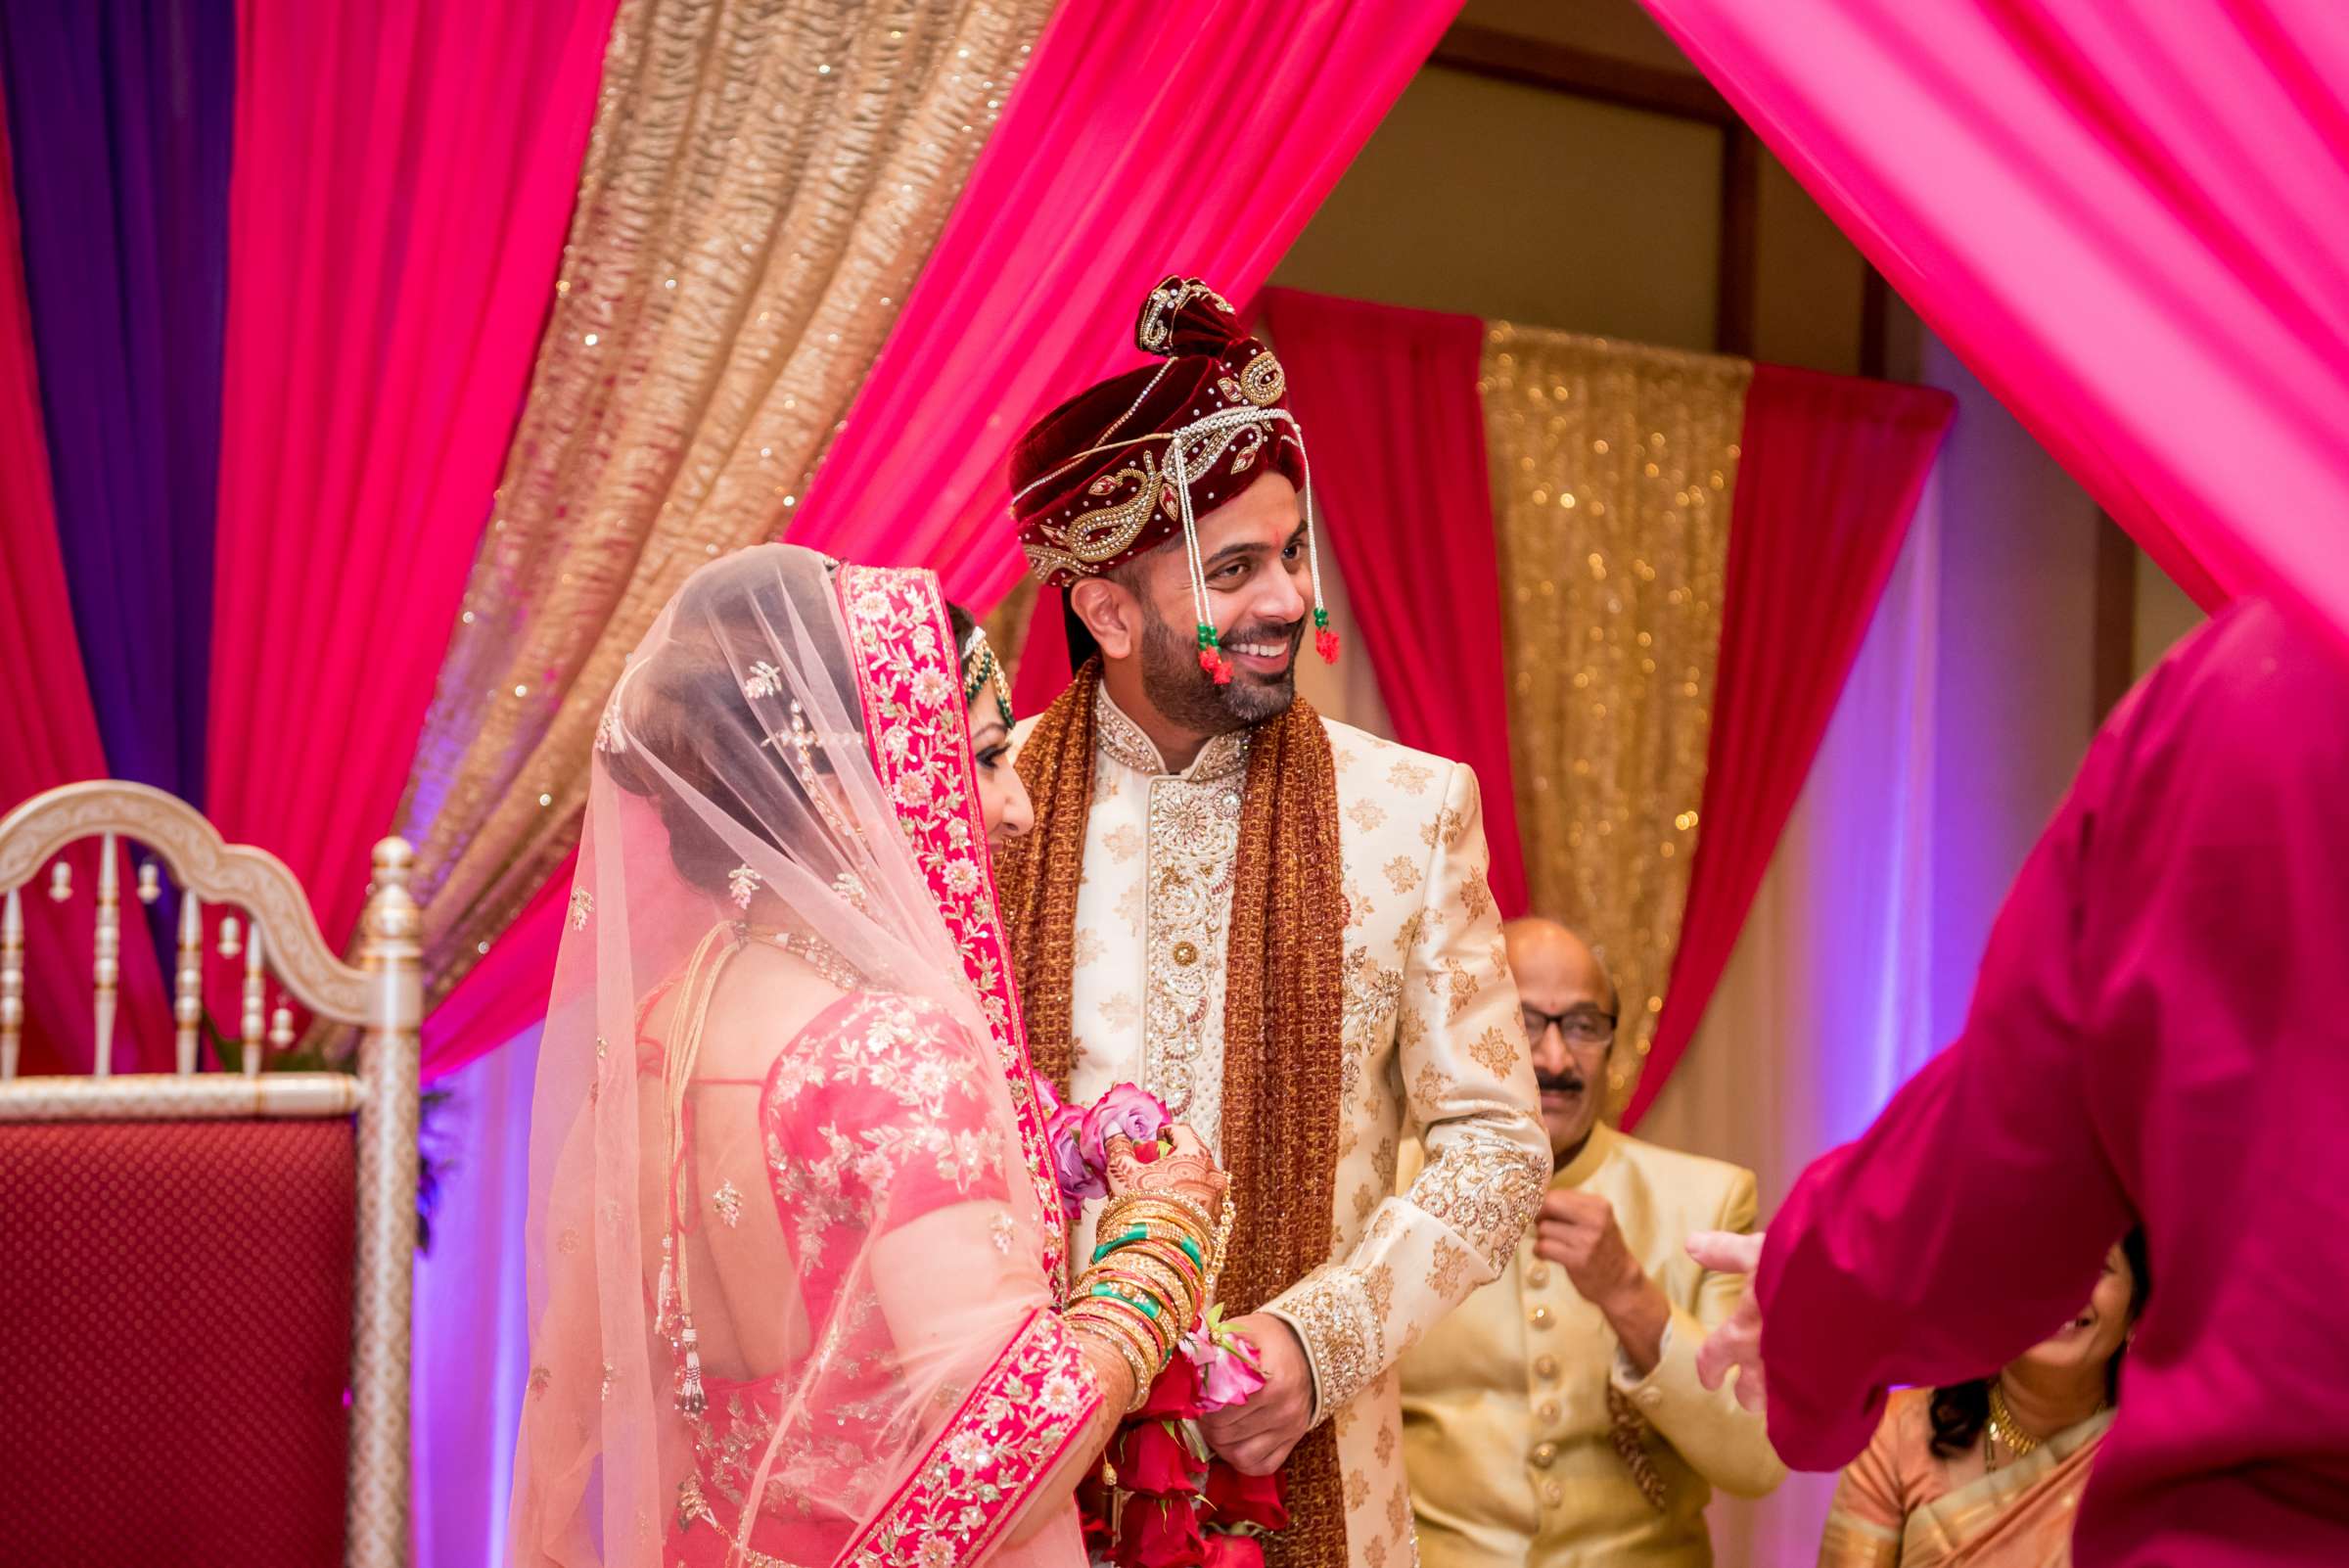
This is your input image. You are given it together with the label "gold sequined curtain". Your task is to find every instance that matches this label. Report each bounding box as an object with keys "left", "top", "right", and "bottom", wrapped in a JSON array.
[
  {"left": 1483, "top": 326, "right": 1750, "bottom": 1112},
  {"left": 394, "top": 0, "right": 1053, "bottom": 1004}
]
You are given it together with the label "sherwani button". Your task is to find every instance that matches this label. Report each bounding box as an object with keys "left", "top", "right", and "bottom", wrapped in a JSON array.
[
  {"left": 1530, "top": 1441, "right": 1559, "bottom": 1469},
  {"left": 1172, "top": 941, "right": 1199, "bottom": 966},
  {"left": 1529, "top": 1306, "right": 1553, "bottom": 1330},
  {"left": 1538, "top": 1400, "right": 1560, "bottom": 1423},
  {"left": 1533, "top": 1354, "right": 1559, "bottom": 1378},
  {"left": 1526, "top": 1267, "right": 1551, "bottom": 1288}
]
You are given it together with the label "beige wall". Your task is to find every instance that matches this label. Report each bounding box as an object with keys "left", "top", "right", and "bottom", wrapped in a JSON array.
[
  {"left": 2135, "top": 547, "right": 2206, "bottom": 677},
  {"left": 1752, "top": 155, "right": 1865, "bottom": 374},
  {"left": 1271, "top": 66, "right": 1727, "bottom": 348},
  {"left": 1272, "top": 19, "right": 1867, "bottom": 376}
]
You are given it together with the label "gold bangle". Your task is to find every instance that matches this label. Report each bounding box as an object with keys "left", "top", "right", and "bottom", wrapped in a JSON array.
[
  {"left": 1067, "top": 1314, "right": 1155, "bottom": 1410},
  {"left": 1068, "top": 1303, "right": 1171, "bottom": 1399},
  {"left": 1119, "top": 1238, "right": 1207, "bottom": 1305},
  {"left": 1094, "top": 1251, "right": 1196, "bottom": 1318},
  {"left": 1072, "top": 1300, "right": 1164, "bottom": 1370},
  {"left": 1103, "top": 1189, "right": 1216, "bottom": 1240},
  {"left": 1082, "top": 1274, "right": 1182, "bottom": 1357}
]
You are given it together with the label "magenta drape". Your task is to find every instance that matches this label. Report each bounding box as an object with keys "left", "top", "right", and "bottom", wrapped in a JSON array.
[
  {"left": 0, "top": 90, "right": 172, "bottom": 1074},
  {"left": 419, "top": 860, "right": 568, "bottom": 1080},
  {"left": 1624, "top": 364, "right": 1952, "bottom": 1130},
  {"left": 1639, "top": 0, "right": 2349, "bottom": 654},
  {"left": 207, "top": 0, "right": 617, "bottom": 956},
  {"left": 1258, "top": 287, "right": 1527, "bottom": 915},
  {"left": 791, "top": 0, "right": 1466, "bottom": 610},
  {"left": 425, "top": 0, "right": 1462, "bottom": 1077}
]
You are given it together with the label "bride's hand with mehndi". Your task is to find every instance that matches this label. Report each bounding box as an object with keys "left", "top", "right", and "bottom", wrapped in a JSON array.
[{"left": 1102, "top": 1122, "right": 1227, "bottom": 1227}]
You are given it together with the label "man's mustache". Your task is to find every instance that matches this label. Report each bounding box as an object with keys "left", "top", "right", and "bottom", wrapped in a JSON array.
[
  {"left": 1536, "top": 1070, "right": 1587, "bottom": 1097},
  {"left": 1223, "top": 618, "right": 1304, "bottom": 650}
]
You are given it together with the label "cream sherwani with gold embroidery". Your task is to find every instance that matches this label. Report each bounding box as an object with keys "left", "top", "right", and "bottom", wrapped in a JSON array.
[
  {"left": 1011, "top": 684, "right": 1549, "bottom": 1568},
  {"left": 1399, "top": 1124, "right": 1784, "bottom": 1568}
]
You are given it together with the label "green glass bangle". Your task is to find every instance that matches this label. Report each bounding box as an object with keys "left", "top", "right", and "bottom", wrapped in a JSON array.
[
  {"left": 1092, "top": 1227, "right": 1205, "bottom": 1270},
  {"left": 1087, "top": 1281, "right": 1163, "bottom": 1320},
  {"left": 1092, "top": 1227, "right": 1147, "bottom": 1262}
]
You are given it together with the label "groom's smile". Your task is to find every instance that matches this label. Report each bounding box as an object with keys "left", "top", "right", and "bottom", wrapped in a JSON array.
[{"left": 1223, "top": 619, "right": 1302, "bottom": 679}]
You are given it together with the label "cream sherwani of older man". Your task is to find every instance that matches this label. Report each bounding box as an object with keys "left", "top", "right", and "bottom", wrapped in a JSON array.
[
  {"left": 1009, "top": 685, "right": 1549, "bottom": 1568},
  {"left": 1399, "top": 1126, "right": 1784, "bottom": 1568}
]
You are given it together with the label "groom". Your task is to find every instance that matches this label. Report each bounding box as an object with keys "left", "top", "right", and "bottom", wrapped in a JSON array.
[{"left": 993, "top": 278, "right": 1548, "bottom": 1568}]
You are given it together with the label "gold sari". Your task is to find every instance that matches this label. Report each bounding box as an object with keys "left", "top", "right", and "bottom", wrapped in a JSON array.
[{"left": 1818, "top": 1387, "right": 2112, "bottom": 1567}]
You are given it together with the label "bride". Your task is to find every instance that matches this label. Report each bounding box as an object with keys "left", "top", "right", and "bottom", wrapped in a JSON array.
[{"left": 507, "top": 545, "right": 1227, "bottom": 1568}]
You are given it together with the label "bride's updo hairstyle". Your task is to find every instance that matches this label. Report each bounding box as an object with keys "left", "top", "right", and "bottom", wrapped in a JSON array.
[{"left": 597, "top": 549, "right": 866, "bottom": 899}]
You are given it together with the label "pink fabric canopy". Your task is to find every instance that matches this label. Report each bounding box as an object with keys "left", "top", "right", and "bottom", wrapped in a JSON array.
[
  {"left": 793, "top": 0, "right": 1465, "bottom": 610},
  {"left": 207, "top": 0, "right": 617, "bottom": 955},
  {"left": 1639, "top": 0, "right": 2349, "bottom": 652},
  {"left": 424, "top": 0, "right": 1465, "bottom": 1080}
]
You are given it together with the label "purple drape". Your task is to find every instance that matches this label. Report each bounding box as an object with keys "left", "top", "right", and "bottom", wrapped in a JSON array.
[{"left": 0, "top": 0, "right": 233, "bottom": 803}]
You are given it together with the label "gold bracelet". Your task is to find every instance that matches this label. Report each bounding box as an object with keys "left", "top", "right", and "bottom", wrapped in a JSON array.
[
  {"left": 1070, "top": 1299, "right": 1165, "bottom": 1375},
  {"left": 1119, "top": 1238, "right": 1208, "bottom": 1306},
  {"left": 1103, "top": 1189, "right": 1217, "bottom": 1240},
  {"left": 1205, "top": 1193, "right": 1238, "bottom": 1302},
  {"left": 1066, "top": 1314, "right": 1155, "bottom": 1410},
  {"left": 1081, "top": 1273, "right": 1182, "bottom": 1357},
  {"left": 1093, "top": 1250, "right": 1197, "bottom": 1321},
  {"left": 1067, "top": 1302, "right": 1172, "bottom": 1401}
]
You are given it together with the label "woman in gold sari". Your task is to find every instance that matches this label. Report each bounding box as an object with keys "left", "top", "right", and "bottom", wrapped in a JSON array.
[{"left": 1817, "top": 1231, "right": 2148, "bottom": 1567}]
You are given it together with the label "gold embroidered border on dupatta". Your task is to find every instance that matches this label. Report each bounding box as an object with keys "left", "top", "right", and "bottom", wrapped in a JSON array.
[{"left": 835, "top": 561, "right": 1068, "bottom": 1282}]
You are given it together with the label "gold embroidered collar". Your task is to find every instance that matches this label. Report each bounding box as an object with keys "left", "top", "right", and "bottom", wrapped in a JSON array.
[{"left": 1094, "top": 680, "right": 1251, "bottom": 783}]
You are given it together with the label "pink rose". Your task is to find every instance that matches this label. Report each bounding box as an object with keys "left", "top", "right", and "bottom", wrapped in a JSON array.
[
  {"left": 1029, "top": 1071, "right": 1065, "bottom": 1121},
  {"left": 1047, "top": 1103, "right": 1103, "bottom": 1204},
  {"left": 1080, "top": 1082, "right": 1172, "bottom": 1176},
  {"left": 1181, "top": 1331, "right": 1267, "bottom": 1414}
]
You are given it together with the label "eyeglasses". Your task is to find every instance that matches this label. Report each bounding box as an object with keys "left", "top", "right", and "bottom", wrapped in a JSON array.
[{"left": 1522, "top": 1005, "right": 1616, "bottom": 1048}]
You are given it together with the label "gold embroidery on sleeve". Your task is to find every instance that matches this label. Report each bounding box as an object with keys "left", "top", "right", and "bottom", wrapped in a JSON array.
[
  {"left": 1405, "top": 1133, "right": 1549, "bottom": 1274},
  {"left": 1467, "top": 1025, "right": 1519, "bottom": 1080},
  {"left": 1281, "top": 1266, "right": 1379, "bottom": 1417}
]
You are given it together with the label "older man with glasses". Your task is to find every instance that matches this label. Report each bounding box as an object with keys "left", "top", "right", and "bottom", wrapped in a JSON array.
[{"left": 1398, "top": 917, "right": 1783, "bottom": 1568}]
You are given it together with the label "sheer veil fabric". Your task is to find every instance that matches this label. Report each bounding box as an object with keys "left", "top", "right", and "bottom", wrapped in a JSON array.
[{"left": 507, "top": 544, "right": 1092, "bottom": 1568}]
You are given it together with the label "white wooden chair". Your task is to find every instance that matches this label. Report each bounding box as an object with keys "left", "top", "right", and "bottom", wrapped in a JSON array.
[{"left": 0, "top": 781, "right": 418, "bottom": 1568}]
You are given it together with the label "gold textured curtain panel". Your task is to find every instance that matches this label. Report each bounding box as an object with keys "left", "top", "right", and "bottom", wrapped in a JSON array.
[
  {"left": 394, "top": 0, "right": 1053, "bottom": 1004},
  {"left": 1483, "top": 326, "right": 1750, "bottom": 1112}
]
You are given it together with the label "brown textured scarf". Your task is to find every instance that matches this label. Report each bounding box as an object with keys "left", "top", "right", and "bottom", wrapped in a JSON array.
[{"left": 993, "top": 664, "right": 1349, "bottom": 1568}]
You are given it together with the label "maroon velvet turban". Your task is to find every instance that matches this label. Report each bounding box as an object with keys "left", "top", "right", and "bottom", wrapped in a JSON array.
[{"left": 1008, "top": 277, "right": 1332, "bottom": 676}]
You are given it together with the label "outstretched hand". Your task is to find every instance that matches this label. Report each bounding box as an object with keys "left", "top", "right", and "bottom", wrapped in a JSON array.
[{"left": 1686, "top": 1229, "right": 1769, "bottom": 1414}]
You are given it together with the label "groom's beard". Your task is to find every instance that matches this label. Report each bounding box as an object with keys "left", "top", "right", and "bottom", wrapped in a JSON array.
[{"left": 1137, "top": 608, "right": 1303, "bottom": 735}]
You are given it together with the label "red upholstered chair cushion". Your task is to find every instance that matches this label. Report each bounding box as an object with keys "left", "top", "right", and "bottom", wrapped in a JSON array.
[{"left": 0, "top": 1118, "right": 356, "bottom": 1566}]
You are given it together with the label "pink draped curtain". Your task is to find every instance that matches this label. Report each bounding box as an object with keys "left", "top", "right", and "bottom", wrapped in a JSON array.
[
  {"left": 792, "top": 0, "right": 1467, "bottom": 609},
  {"left": 1640, "top": 0, "right": 2349, "bottom": 651},
  {"left": 0, "top": 89, "right": 172, "bottom": 1074},
  {"left": 1258, "top": 287, "right": 1528, "bottom": 916},
  {"left": 1624, "top": 364, "right": 1952, "bottom": 1129},
  {"left": 424, "top": 0, "right": 1465, "bottom": 1079},
  {"left": 207, "top": 0, "right": 617, "bottom": 954}
]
